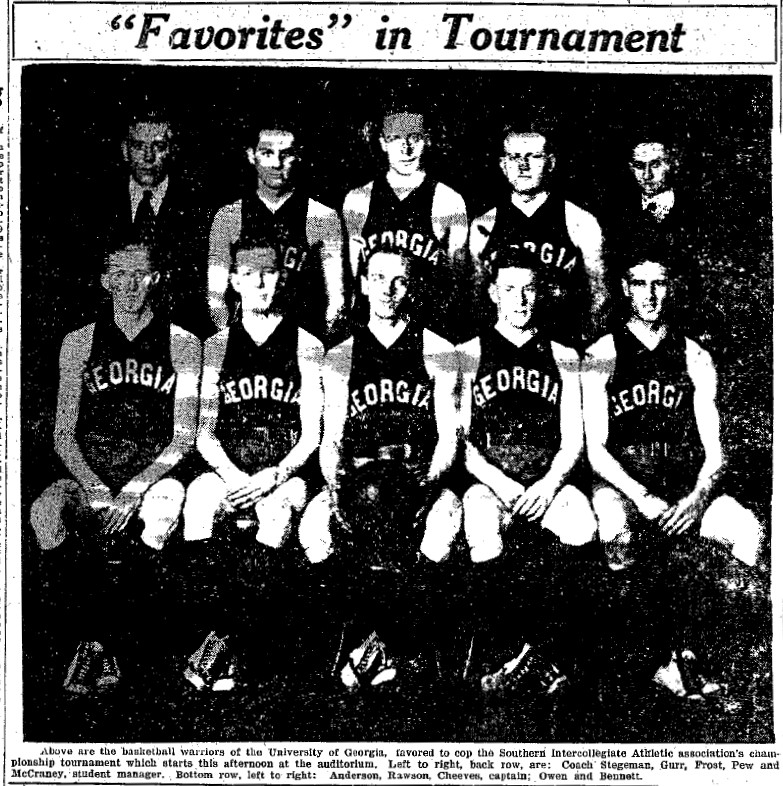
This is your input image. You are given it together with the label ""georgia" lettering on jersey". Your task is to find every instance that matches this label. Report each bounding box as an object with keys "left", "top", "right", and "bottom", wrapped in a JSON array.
[
  {"left": 610, "top": 379, "right": 685, "bottom": 416},
  {"left": 473, "top": 366, "right": 560, "bottom": 407},
  {"left": 349, "top": 378, "right": 432, "bottom": 417},
  {"left": 501, "top": 240, "right": 578, "bottom": 272},
  {"left": 281, "top": 245, "right": 307, "bottom": 272},
  {"left": 361, "top": 229, "right": 440, "bottom": 263},
  {"left": 220, "top": 375, "right": 300, "bottom": 405},
  {"left": 83, "top": 359, "right": 176, "bottom": 395}
]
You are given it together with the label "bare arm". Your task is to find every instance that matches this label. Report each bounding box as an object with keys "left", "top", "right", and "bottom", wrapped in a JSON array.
[
  {"left": 342, "top": 184, "right": 372, "bottom": 280},
  {"left": 433, "top": 183, "right": 469, "bottom": 266},
  {"left": 582, "top": 335, "right": 667, "bottom": 520},
  {"left": 207, "top": 203, "right": 241, "bottom": 331},
  {"left": 659, "top": 339, "right": 725, "bottom": 534},
  {"left": 566, "top": 201, "right": 609, "bottom": 344},
  {"left": 306, "top": 201, "right": 348, "bottom": 337},
  {"left": 423, "top": 330, "right": 459, "bottom": 482},
  {"left": 54, "top": 325, "right": 112, "bottom": 501},
  {"left": 320, "top": 338, "right": 354, "bottom": 490}
]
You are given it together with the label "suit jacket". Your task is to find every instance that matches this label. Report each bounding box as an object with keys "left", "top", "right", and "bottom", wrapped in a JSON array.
[{"left": 82, "top": 177, "right": 216, "bottom": 339}]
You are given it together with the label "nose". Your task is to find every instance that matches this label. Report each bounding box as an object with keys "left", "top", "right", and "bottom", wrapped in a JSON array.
[
  {"left": 643, "top": 164, "right": 654, "bottom": 180},
  {"left": 403, "top": 138, "right": 414, "bottom": 155},
  {"left": 143, "top": 145, "right": 156, "bottom": 164}
]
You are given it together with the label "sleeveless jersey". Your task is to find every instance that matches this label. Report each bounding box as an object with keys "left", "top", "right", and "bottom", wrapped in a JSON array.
[
  {"left": 236, "top": 192, "right": 325, "bottom": 338},
  {"left": 215, "top": 319, "right": 301, "bottom": 474},
  {"left": 606, "top": 328, "right": 702, "bottom": 499},
  {"left": 355, "top": 177, "right": 449, "bottom": 336},
  {"left": 469, "top": 329, "right": 562, "bottom": 485},
  {"left": 342, "top": 324, "right": 437, "bottom": 467},
  {"left": 76, "top": 316, "right": 177, "bottom": 493},
  {"left": 481, "top": 196, "right": 588, "bottom": 346}
]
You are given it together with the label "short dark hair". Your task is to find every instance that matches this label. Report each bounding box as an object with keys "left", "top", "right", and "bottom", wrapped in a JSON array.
[
  {"left": 486, "top": 244, "right": 545, "bottom": 284},
  {"left": 628, "top": 133, "right": 677, "bottom": 160},
  {"left": 104, "top": 242, "right": 158, "bottom": 272},
  {"left": 244, "top": 115, "right": 303, "bottom": 150},
  {"left": 229, "top": 240, "right": 282, "bottom": 274},
  {"left": 499, "top": 116, "right": 558, "bottom": 156},
  {"left": 126, "top": 110, "right": 174, "bottom": 141},
  {"left": 363, "top": 246, "right": 415, "bottom": 277}
]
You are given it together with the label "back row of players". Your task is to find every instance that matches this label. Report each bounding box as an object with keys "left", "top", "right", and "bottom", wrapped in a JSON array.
[{"left": 31, "top": 108, "right": 762, "bottom": 698}]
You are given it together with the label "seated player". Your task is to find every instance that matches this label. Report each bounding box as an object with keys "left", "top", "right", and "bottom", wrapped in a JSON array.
[
  {"left": 343, "top": 106, "right": 469, "bottom": 342},
  {"left": 299, "top": 247, "right": 461, "bottom": 688},
  {"left": 29, "top": 244, "right": 201, "bottom": 694},
  {"left": 582, "top": 256, "right": 765, "bottom": 699},
  {"left": 458, "top": 246, "right": 597, "bottom": 693},
  {"left": 181, "top": 241, "right": 324, "bottom": 691}
]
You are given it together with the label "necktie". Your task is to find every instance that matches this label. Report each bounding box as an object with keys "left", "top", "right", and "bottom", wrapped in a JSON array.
[{"left": 134, "top": 190, "right": 157, "bottom": 244}]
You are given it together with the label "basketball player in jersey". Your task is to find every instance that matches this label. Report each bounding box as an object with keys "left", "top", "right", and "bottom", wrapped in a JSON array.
[
  {"left": 583, "top": 256, "right": 765, "bottom": 699},
  {"left": 182, "top": 241, "right": 324, "bottom": 691},
  {"left": 470, "top": 123, "right": 607, "bottom": 348},
  {"left": 458, "top": 246, "right": 597, "bottom": 693},
  {"left": 208, "top": 120, "right": 346, "bottom": 342},
  {"left": 299, "top": 247, "right": 461, "bottom": 687},
  {"left": 29, "top": 243, "right": 201, "bottom": 694},
  {"left": 343, "top": 109, "right": 469, "bottom": 342}
]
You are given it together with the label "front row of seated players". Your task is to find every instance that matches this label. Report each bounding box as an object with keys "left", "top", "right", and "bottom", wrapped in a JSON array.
[{"left": 30, "top": 240, "right": 765, "bottom": 701}]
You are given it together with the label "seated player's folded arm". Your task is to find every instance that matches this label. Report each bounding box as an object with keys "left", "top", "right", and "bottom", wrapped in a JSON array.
[
  {"left": 275, "top": 329, "right": 325, "bottom": 485},
  {"left": 686, "top": 338, "right": 725, "bottom": 496},
  {"left": 54, "top": 325, "right": 110, "bottom": 495}
]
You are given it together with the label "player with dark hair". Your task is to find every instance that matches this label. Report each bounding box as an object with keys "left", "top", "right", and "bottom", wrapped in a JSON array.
[
  {"left": 299, "top": 246, "right": 461, "bottom": 687},
  {"left": 343, "top": 106, "right": 469, "bottom": 342},
  {"left": 582, "top": 255, "right": 765, "bottom": 699},
  {"left": 29, "top": 243, "right": 201, "bottom": 694},
  {"left": 458, "top": 245, "right": 597, "bottom": 693},
  {"left": 208, "top": 118, "right": 346, "bottom": 342},
  {"left": 470, "top": 122, "right": 607, "bottom": 348},
  {"left": 181, "top": 241, "right": 324, "bottom": 691}
]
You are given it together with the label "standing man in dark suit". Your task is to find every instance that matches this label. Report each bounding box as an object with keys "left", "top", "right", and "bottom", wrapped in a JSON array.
[{"left": 72, "top": 110, "right": 214, "bottom": 339}]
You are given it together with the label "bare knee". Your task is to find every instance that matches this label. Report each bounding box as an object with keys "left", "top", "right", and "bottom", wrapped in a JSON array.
[
  {"left": 462, "top": 483, "right": 504, "bottom": 563},
  {"left": 543, "top": 485, "right": 597, "bottom": 547},
  {"left": 299, "top": 490, "right": 333, "bottom": 563},
  {"left": 139, "top": 479, "right": 185, "bottom": 550},
  {"left": 420, "top": 489, "right": 463, "bottom": 563},
  {"left": 701, "top": 495, "right": 764, "bottom": 567},
  {"left": 30, "top": 479, "right": 81, "bottom": 551},
  {"left": 183, "top": 473, "right": 226, "bottom": 541}
]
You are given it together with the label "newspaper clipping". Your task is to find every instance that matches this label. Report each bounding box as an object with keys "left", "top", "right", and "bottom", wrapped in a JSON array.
[{"left": 1, "top": 1, "right": 779, "bottom": 784}]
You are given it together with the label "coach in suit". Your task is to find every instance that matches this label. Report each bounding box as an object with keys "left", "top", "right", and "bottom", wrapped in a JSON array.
[{"left": 70, "top": 111, "right": 214, "bottom": 339}]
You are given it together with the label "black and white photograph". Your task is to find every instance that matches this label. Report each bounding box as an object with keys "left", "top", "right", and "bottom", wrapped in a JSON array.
[{"left": 14, "top": 64, "right": 772, "bottom": 748}]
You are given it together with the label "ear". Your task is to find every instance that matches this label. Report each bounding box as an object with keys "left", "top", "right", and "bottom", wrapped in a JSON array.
[
  {"left": 360, "top": 274, "right": 369, "bottom": 298},
  {"left": 100, "top": 273, "right": 112, "bottom": 294},
  {"left": 245, "top": 148, "right": 256, "bottom": 166},
  {"left": 379, "top": 136, "right": 389, "bottom": 155},
  {"left": 121, "top": 140, "right": 130, "bottom": 164},
  {"left": 488, "top": 281, "right": 499, "bottom": 306},
  {"left": 621, "top": 277, "right": 630, "bottom": 298},
  {"left": 149, "top": 271, "right": 161, "bottom": 287},
  {"left": 546, "top": 153, "right": 557, "bottom": 173}
]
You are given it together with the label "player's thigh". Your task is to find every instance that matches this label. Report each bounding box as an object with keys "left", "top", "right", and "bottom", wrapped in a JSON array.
[
  {"left": 462, "top": 482, "right": 505, "bottom": 546},
  {"left": 700, "top": 494, "right": 763, "bottom": 565},
  {"left": 420, "top": 488, "right": 463, "bottom": 561},
  {"left": 30, "top": 479, "right": 88, "bottom": 550},
  {"left": 541, "top": 484, "right": 597, "bottom": 546},
  {"left": 591, "top": 483, "right": 634, "bottom": 545},
  {"left": 183, "top": 472, "right": 227, "bottom": 541}
]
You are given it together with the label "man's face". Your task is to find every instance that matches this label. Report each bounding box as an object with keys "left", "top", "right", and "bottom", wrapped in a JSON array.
[
  {"left": 379, "top": 113, "right": 428, "bottom": 176},
  {"left": 622, "top": 261, "right": 670, "bottom": 323},
  {"left": 500, "top": 133, "right": 553, "bottom": 195},
  {"left": 246, "top": 130, "right": 299, "bottom": 193},
  {"left": 361, "top": 252, "right": 411, "bottom": 320},
  {"left": 490, "top": 266, "right": 539, "bottom": 330},
  {"left": 123, "top": 122, "right": 172, "bottom": 188},
  {"left": 102, "top": 248, "right": 158, "bottom": 314},
  {"left": 230, "top": 248, "right": 282, "bottom": 314},
  {"left": 629, "top": 142, "right": 672, "bottom": 196}
]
